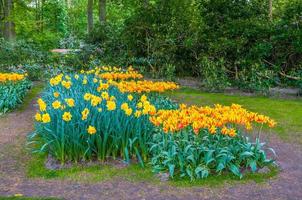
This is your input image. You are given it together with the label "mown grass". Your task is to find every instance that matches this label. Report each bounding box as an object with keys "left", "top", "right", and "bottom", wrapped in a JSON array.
[
  {"left": 18, "top": 81, "right": 45, "bottom": 111},
  {"left": 26, "top": 155, "right": 158, "bottom": 184},
  {"left": 166, "top": 88, "right": 302, "bottom": 144},
  {"left": 26, "top": 154, "right": 278, "bottom": 188}
]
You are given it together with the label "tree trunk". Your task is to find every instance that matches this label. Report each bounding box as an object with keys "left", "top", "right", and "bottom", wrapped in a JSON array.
[
  {"left": 0, "top": 0, "right": 4, "bottom": 37},
  {"left": 99, "top": 0, "right": 106, "bottom": 24},
  {"left": 0, "top": 21, "right": 3, "bottom": 38},
  {"left": 0, "top": 23, "right": 2, "bottom": 37},
  {"left": 3, "top": 0, "right": 15, "bottom": 40},
  {"left": 269, "top": 0, "right": 273, "bottom": 21},
  {"left": 87, "top": 0, "right": 93, "bottom": 33}
]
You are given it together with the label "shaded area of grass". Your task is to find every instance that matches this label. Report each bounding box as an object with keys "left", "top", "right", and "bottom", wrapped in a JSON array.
[
  {"left": 170, "top": 166, "right": 279, "bottom": 187},
  {"left": 26, "top": 155, "right": 278, "bottom": 188},
  {"left": 18, "top": 82, "right": 45, "bottom": 111},
  {"left": 26, "top": 155, "right": 157, "bottom": 184},
  {"left": 166, "top": 88, "right": 302, "bottom": 144}
]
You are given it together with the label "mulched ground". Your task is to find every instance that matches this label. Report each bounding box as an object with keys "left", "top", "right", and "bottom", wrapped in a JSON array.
[{"left": 0, "top": 97, "right": 302, "bottom": 200}]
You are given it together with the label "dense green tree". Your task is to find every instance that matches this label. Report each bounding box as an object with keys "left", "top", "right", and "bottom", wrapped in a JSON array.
[
  {"left": 0, "top": 0, "right": 301, "bottom": 91},
  {"left": 1, "top": 0, "right": 16, "bottom": 40}
]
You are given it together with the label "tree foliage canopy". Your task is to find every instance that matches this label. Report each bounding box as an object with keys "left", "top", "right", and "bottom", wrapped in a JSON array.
[{"left": 0, "top": 0, "right": 301, "bottom": 92}]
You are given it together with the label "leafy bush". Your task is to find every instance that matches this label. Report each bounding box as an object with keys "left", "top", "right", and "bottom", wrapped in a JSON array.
[
  {"left": 158, "top": 64, "right": 176, "bottom": 81},
  {"left": 0, "top": 39, "right": 51, "bottom": 68},
  {"left": 237, "top": 63, "right": 276, "bottom": 93},
  {"left": 8, "top": 64, "right": 46, "bottom": 81},
  {"left": 0, "top": 73, "right": 32, "bottom": 114},
  {"left": 197, "top": 57, "right": 230, "bottom": 92},
  {"left": 0, "top": 38, "right": 97, "bottom": 78},
  {"left": 59, "top": 34, "right": 81, "bottom": 49},
  {"left": 49, "top": 44, "right": 103, "bottom": 71},
  {"left": 7, "top": 64, "right": 76, "bottom": 81}
]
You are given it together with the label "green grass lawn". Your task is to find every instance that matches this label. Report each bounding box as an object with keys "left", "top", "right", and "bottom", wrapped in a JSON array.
[
  {"left": 26, "top": 155, "right": 278, "bottom": 188},
  {"left": 166, "top": 88, "right": 302, "bottom": 144},
  {"left": 18, "top": 81, "right": 45, "bottom": 112}
]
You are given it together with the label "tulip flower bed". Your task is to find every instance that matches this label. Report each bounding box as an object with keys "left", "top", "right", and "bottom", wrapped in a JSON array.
[
  {"left": 0, "top": 72, "right": 31, "bottom": 114},
  {"left": 149, "top": 104, "right": 276, "bottom": 179},
  {"left": 28, "top": 66, "right": 277, "bottom": 180}
]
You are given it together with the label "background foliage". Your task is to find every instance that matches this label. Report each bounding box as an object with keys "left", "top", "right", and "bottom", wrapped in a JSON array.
[{"left": 0, "top": 0, "right": 301, "bottom": 93}]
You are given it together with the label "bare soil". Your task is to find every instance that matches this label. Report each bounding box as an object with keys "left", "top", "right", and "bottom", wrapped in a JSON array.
[{"left": 0, "top": 97, "right": 302, "bottom": 200}]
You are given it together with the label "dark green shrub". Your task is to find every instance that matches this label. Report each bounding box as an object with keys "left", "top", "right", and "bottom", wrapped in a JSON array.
[
  {"left": 0, "top": 39, "right": 51, "bottom": 69},
  {"left": 197, "top": 57, "right": 230, "bottom": 92},
  {"left": 9, "top": 64, "right": 46, "bottom": 81},
  {"left": 237, "top": 63, "right": 276, "bottom": 93}
]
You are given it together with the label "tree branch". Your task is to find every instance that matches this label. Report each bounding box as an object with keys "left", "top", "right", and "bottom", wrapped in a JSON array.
[{"left": 279, "top": 71, "right": 302, "bottom": 80}]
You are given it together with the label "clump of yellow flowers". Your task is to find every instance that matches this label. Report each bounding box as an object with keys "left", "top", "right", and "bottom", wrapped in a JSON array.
[
  {"left": 0, "top": 72, "right": 27, "bottom": 83},
  {"left": 87, "top": 125, "right": 97, "bottom": 135},
  {"left": 111, "top": 80, "right": 179, "bottom": 93},
  {"left": 62, "top": 112, "right": 72, "bottom": 122},
  {"left": 150, "top": 103, "right": 276, "bottom": 137},
  {"left": 34, "top": 66, "right": 179, "bottom": 141},
  {"left": 99, "top": 71, "right": 143, "bottom": 80}
]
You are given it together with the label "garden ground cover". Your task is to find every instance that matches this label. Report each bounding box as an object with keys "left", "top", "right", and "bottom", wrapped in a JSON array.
[{"left": 0, "top": 83, "right": 301, "bottom": 199}]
